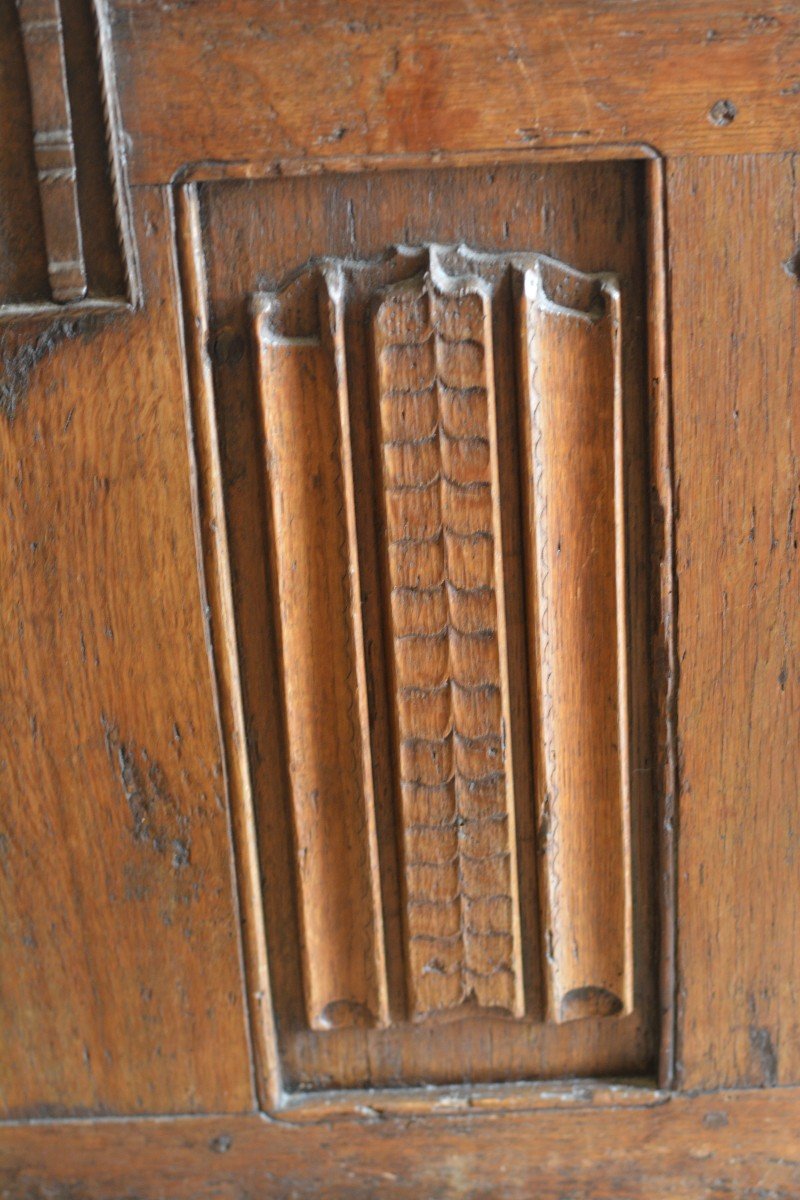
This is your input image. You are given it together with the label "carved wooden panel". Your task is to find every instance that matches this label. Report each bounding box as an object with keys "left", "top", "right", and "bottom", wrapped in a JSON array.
[{"left": 179, "top": 162, "right": 663, "bottom": 1099}]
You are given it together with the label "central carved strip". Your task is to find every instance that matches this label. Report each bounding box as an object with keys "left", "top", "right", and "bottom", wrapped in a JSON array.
[{"left": 374, "top": 274, "right": 523, "bottom": 1020}]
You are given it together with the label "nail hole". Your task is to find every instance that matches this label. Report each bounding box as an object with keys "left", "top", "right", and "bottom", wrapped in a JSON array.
[
  {"left": 784, "top": 246, "right": 800, "bottom": 284},
  {"left": 708, "top": 99, "right": 737, "bottom": 126}
]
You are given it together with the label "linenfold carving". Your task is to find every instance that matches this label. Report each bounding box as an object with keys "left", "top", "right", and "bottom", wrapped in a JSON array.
[{"left": 250, "top": 245, "right": 632, "bottom": 1029}]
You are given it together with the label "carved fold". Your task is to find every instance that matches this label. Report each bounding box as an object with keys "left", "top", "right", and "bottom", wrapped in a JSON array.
[
  {"left": 251, "top": 273, "right": 388, "bottom": 1032},
  {"left": 520, "top": 260, "right": 633, "bottom": 1023},
  {"left": 16, "top": 0, "right": 87, "bottom": 302},
  {"left": 373, "top": 262, "right": 524, "bottom": 1020}
]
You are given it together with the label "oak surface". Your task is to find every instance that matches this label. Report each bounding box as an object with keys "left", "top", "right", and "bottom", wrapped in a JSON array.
[
  {"left": 0, "top": 189, "right": 253, "bottom": 1117},
  {"left": 669, "top": 153, "right": 800, "bottom": 1090},
  {"left": 3, "top": 1086, "right": 800, "bottom": 1199},
  {"left": 109, "top": 0, "right": 800, "bottom": 184},
  {"left": 2, "top": 2, "right": 800, "bottom": 1194}
]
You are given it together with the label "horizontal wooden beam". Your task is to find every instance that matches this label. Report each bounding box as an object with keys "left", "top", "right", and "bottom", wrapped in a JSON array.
[
  {"left": 3, "top": 1086, "right": 800, "bottom": 1197},
  {"left": 109, "top": 0, "right": 800, "bottom": 183}
]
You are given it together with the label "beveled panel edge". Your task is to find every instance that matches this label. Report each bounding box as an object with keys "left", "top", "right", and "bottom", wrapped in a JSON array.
[
  {"left": 172, "top": 182, "right": 279, "bottom": 1111},
  {"left": 644, "top": 157, "right": 679, "bottom": 1091}
]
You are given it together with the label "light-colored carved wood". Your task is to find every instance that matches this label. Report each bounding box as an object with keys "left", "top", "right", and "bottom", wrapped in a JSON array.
[
  {"left": 251, "top": 272, "right": 388, "bottom": 1033},
  {"left": 520, "top": 259, "right": 632, "bottom": 1023},
  {"left": 16, "top": 0, "right": 86, "bottom": 302},
  {"left": 374, "top": 265, "right": 523, "bottom": 1020}
]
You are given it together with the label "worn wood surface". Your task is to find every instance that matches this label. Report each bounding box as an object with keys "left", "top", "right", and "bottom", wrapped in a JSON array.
[
  {"left": 196, "top": 162, "right": 657, "bottom": 1093},
  {"left": 109, "top": 0, "right": 800, "bottom": 185},
  {"left": 0, "top": 188, "right": 253, "bottom": 1117},
  {"left": 3, "top": 1086, "right": 800, "bottom": 1198},
  {"left": 2, "top": 3, "right": 800, "bottom": 1194},
  {"left": 669, "top": 153, "right": 800, "bottom": 1090},
  {"left": 0, "top": 0, "right": 135, "bottom": 313}
]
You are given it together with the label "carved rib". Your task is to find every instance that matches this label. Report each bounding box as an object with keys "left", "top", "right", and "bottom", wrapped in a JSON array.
[
  {"left": 16, "top": 0, "right": 87, "bottom": 302},
  {"left": 251, "top": 272, "right": 388, "bottom": 1032},
  {"left": 520, "top": 260, "right": 633, "bottom": 1023},
  {"left": 374, "top": 266, "right": 523, "bottom": 1020}
]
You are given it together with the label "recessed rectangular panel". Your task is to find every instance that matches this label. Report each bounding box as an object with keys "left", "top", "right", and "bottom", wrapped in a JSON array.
[{"left": 186, "top": 161, "right": 660, "bottom": 1096}]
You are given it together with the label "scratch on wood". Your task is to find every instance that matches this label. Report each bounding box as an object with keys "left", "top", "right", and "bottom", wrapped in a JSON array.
[
  {"left": 749, "top": 1025, "right": 778, "bottom": 1087},
  {"left": 101, "top": 714, "right": 191, "bottom": 864}
]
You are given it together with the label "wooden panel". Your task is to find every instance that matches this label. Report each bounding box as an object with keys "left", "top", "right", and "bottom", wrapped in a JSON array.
[
  {"left": 520, "top": 263, "right": 632, "bottom": 1023},
  {"left": 670, "top": 154, "right": 800, "bottom": 1089},
  {"left": 193, "top": 162, "right": 659, "bottom": 1094},
  {"left": 4, "top": 1087, "right": 800, "bottom": 1198},
  {"left": 0, "top": 188, "right": 253, "bottom": 1116},
  {"left": 110, "top": 0, "right": 800, "bottom": 186},
  {"left": 251, "top": 280, "right": 387, "bottom": 1033}
]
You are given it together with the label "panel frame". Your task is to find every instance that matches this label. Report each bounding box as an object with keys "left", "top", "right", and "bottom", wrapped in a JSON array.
[
  {"left": 4, "top": 1085, "right": 800, "bottom": 1199},
  {"left": 174, "top": 146, "right": 677, "bottom": 1112}
]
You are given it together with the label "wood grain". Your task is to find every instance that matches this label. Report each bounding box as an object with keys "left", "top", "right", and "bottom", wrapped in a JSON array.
[
  {"left": 375, "top": 269, "right": 523, "bottom": 1020},
  {"left": 109, "top": 0, "right": 800, "bottom": 186},
  {"left": 520, "top": 261, "right": 632, "bottom": 1023},
  {"left": 0, "top": 188, "right": 253, "bottom": 1117},
  {"left": 669, "top": 154, "right": 800, "bottom": 1089},
  {"left": 3, "top": 1086, "right": 800, "bottom": 1198},
  {"left": 251, "top": 273, "right": 388, "bottom": 1033}
]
